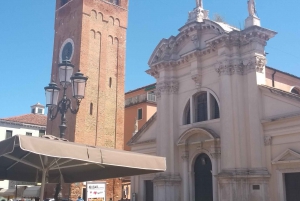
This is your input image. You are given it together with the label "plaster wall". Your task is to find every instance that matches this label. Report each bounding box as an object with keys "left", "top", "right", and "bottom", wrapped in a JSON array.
[
  {"left": 124, "top": 103, "right": 156, "bottom": 151},
  {"left": 265, "top": 68, "right": 300, "bottom": 92},
  {"left": 0, "top": 123, "right": 44, "bottom": 141},
  {"left": 263, "top": 116, "right": 300, "bottom": 201}
]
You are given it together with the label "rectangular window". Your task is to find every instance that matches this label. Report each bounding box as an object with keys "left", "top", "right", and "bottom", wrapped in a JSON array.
[
  {"left": 38, "top": 108, "right": 43, "bottom": 114},
  {"left": 137, "top": 108, "right": 143, "bottom": 120},
  {"left": 26, "top": 132, "right": 32, "bottom": 136},
  {"left": 147, "top": 91, "right": 156, "bottom": 102},
  {"left": 196, "top": 92, "right": 208, "bottom": 122},
  {"left": 6, "top": 130, "right": 12, "bottom": 139},
  {"left": 39, "top": 130, "right": 45, "bottom": 137},
  {"left": 145, "top": 180, "right": 153, "bottom": 201}
]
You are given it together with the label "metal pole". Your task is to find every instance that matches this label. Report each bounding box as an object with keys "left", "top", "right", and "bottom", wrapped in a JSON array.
[
  {"left": 15, "top": 182, "right": 17, "bottom": 199},
  {"left": 40, "top": 170, "right": 47, "bottom": 201},
  {"left": 59, "top": 87, "right": 68, "bottom": 138}
]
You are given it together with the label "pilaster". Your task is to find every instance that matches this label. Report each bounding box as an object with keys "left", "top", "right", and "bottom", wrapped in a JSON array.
[
  {"left": 181, "top": 148, "right": 189, "bottom": 201},
  {"left": 153, "top": 173, "right": 181, "bottom": 201}
]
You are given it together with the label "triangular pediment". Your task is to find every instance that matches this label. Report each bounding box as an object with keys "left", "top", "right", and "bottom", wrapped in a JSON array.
[
  {"left": 127, "top": 113, "right": 157, "bottom": 146},
  {"left": 260, "top": 85, "right": 300, "bottom": 120},
  {"left": 272, "top": 149, "right": 300, "bottom": 164}
]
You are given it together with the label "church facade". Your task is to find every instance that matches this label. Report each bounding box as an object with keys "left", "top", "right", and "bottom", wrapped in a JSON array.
[{"left": 128, "top": 1, "right": 300, "bottom": 201}]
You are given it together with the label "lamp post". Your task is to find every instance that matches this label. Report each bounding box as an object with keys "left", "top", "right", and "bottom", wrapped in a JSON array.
[{"left": 44, "top": 60, "right": 88, "bottom": 138}]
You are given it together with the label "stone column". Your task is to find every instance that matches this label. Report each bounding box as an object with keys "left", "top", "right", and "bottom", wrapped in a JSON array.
[
  {"left": 181, "top": 149, "right": 190, "bottom": 201},
  {"left": 244, "top": 56, "right": 267, "bottom": 169},
  {"left": 154, "top": 80, "right": 181, "bottom": 201},
  {"left": 216, "top": 60, "right": 236, "bottom": 170}
]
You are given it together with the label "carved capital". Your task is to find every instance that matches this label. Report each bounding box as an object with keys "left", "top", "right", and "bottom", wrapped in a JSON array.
[
  {"left": 191, "top": 74, "right": 202, "bottom": 89},
  {"left": 264, "top": 136, "right": 272, "bottom": 146},
  {"left": 216, "top": 57, "right": 266, "bottom": 76},
  {"left": 243, "top": 56, "right": 266, "bottom": 74},
  {"left": 156, "top": 81, "right": 179, "bottom": 98},
  {"left": 215, "top": 61, "right": 233, "bottom": 76}
]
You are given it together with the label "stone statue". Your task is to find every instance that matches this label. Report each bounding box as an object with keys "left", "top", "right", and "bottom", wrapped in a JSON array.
[
  {"left": 196, "top": 0, "right": 203, "bottom": 7},
  {"left": 134, "top": 117, "right": 138, "bottom": 133},
  {"left": 248, "top": 0, "right": 257, "bottom": 17}
]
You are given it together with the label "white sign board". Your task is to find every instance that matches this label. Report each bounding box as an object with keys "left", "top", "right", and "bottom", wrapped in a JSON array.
[{"left": 87, "top": 182, "right": 106, "bottom": 201}]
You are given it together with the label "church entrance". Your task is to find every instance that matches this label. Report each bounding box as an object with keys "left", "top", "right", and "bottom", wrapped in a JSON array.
[
  {"left": 285, "top": 172, "right": 300, "bottom": 201},
  {"left": 194, "top": 153, "right": 213, "bottom": 201}
]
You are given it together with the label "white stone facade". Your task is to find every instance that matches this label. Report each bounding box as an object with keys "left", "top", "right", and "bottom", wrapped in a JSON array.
[{"left": 128, "top": 2, "right": 300, "bottom": 201}]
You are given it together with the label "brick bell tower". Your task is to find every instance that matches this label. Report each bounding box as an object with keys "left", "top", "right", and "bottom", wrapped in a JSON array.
[{"left": 46, "top": 0, "right": 128, "bottom": 200}]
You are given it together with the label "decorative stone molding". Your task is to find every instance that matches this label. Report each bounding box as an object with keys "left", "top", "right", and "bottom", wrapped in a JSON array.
[
  {"left": 210, "top": 146, "right": 221, "bottom": 159},
  {"left": 181, "top": 150, "right": 189, "bottom": 160},
  {"left": 156, "top": 81, "right": 179, "bottom": 98},
  {"left": 243, "top": 56, "right": 266, "bottom": 74},
  {"left": 215, "top": 56, "right": 266, "bottom": 76},
  {"left": 215, "top": 61, "right": 230, "bottom": 75},
  {"left": 153, "top": 173, "right": 182, "bottom": 186},
  {"left": 218, "top": 168, "right": 270, "bottom": 177},
  {"left": 191, "top": 34, "right": 199, "bottom": 48},
  {"left": 191, "top": 74, "right": 202, "bottom": 89},
  {"left": 187, "top": 6, "right": 209, "bottom": 23},
  {"left": 146, "top": 69, "right": 159, "bottom": 79},
  {"left": 264, "top": 136, "right": 272, "bottom": 146}
]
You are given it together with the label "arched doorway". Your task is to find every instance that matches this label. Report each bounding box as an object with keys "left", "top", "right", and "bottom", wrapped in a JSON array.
[{"left": 194, "top": 153, "right": 213, "bottom": 201}]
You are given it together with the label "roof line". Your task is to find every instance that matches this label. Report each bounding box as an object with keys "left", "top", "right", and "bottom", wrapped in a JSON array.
[
  {"left": 1, "top": 113, "right": 46, "bottom": 120},
  {"left": 259, "top": 85, "right": 300, "bottom": 102},
  {"left": 127, "top": 113, "right": 157, "bottom": 146},
  {"left": 0, "top": 119, "right": 46, "bottom": 129},
  {"left": 266, "top": 66, "right": 300, "bottom": 80},
  {"left": 125, "top": 83, "right": 156, "bottom": 95}
]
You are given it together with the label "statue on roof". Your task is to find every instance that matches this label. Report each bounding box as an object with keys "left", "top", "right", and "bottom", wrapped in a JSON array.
[
  {"left": 248, "top": 0, "right": 257, "bottom": 17},
  {"left": 196, "top": 0, "right": 203, "bottom": 8}
]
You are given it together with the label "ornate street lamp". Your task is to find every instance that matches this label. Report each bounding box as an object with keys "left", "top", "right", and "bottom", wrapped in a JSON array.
[{"left": 44, "top": 60, "right": 88, "bottom": 138}]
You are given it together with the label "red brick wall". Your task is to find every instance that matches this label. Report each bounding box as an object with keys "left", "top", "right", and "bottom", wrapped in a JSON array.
[{"left": 46, "top": 0, "right": 128, "bottom": 200}]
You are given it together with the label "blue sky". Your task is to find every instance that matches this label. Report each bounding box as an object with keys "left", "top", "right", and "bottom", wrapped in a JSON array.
[{"left": 0, "top": 0, "right": 299, "bottom": 118}]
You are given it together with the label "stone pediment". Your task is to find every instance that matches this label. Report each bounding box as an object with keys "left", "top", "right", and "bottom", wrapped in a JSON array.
[
  {"left": 147, "top": 20, "right": 230, "bottom": 68},
  {"left": 260, "top": 85, "right": 300, "bottom": 103},
  {"left": 127, "top": 113, "right": 157, "bottom": 146},
  {"left": 272, "top": 149, "right": 300, "bottom": 164},
  {"left": 177, "top": 127, "right": 219, "bottom": 146}
]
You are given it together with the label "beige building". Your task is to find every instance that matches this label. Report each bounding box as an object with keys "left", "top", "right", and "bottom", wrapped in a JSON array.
[
  {"left": 122, "top": 84, "right": 157, "bottom": 200},
  {"left": 124, "top": 84, "right": 157, "bottom": 151},
  {"left": 128, "top": 1, "right": 300, "bottom": 201}
]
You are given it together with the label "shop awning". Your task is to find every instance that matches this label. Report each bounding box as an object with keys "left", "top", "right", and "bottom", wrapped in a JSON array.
[
  {"left": 0, "top": 187, "right": 25, "bottom": 197},
  {"left": 23, "top": 186, "right": 41, "bottom": 198}
]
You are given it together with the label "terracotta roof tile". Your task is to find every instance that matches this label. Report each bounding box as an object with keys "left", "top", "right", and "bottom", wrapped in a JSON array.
[{"left": 1, "top": 114, "right": 47, "bottom": 126}]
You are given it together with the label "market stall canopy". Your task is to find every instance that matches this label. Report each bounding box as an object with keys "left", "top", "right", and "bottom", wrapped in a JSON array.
[
  {"left": 0, "top": 135, "right": 166, "bottom": 183},
  {"left": 23, "top": 186, "right": 41, "bottom": 198},
  {"left": 0, "top": 187, "right": 26, "bottom": 197}
]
